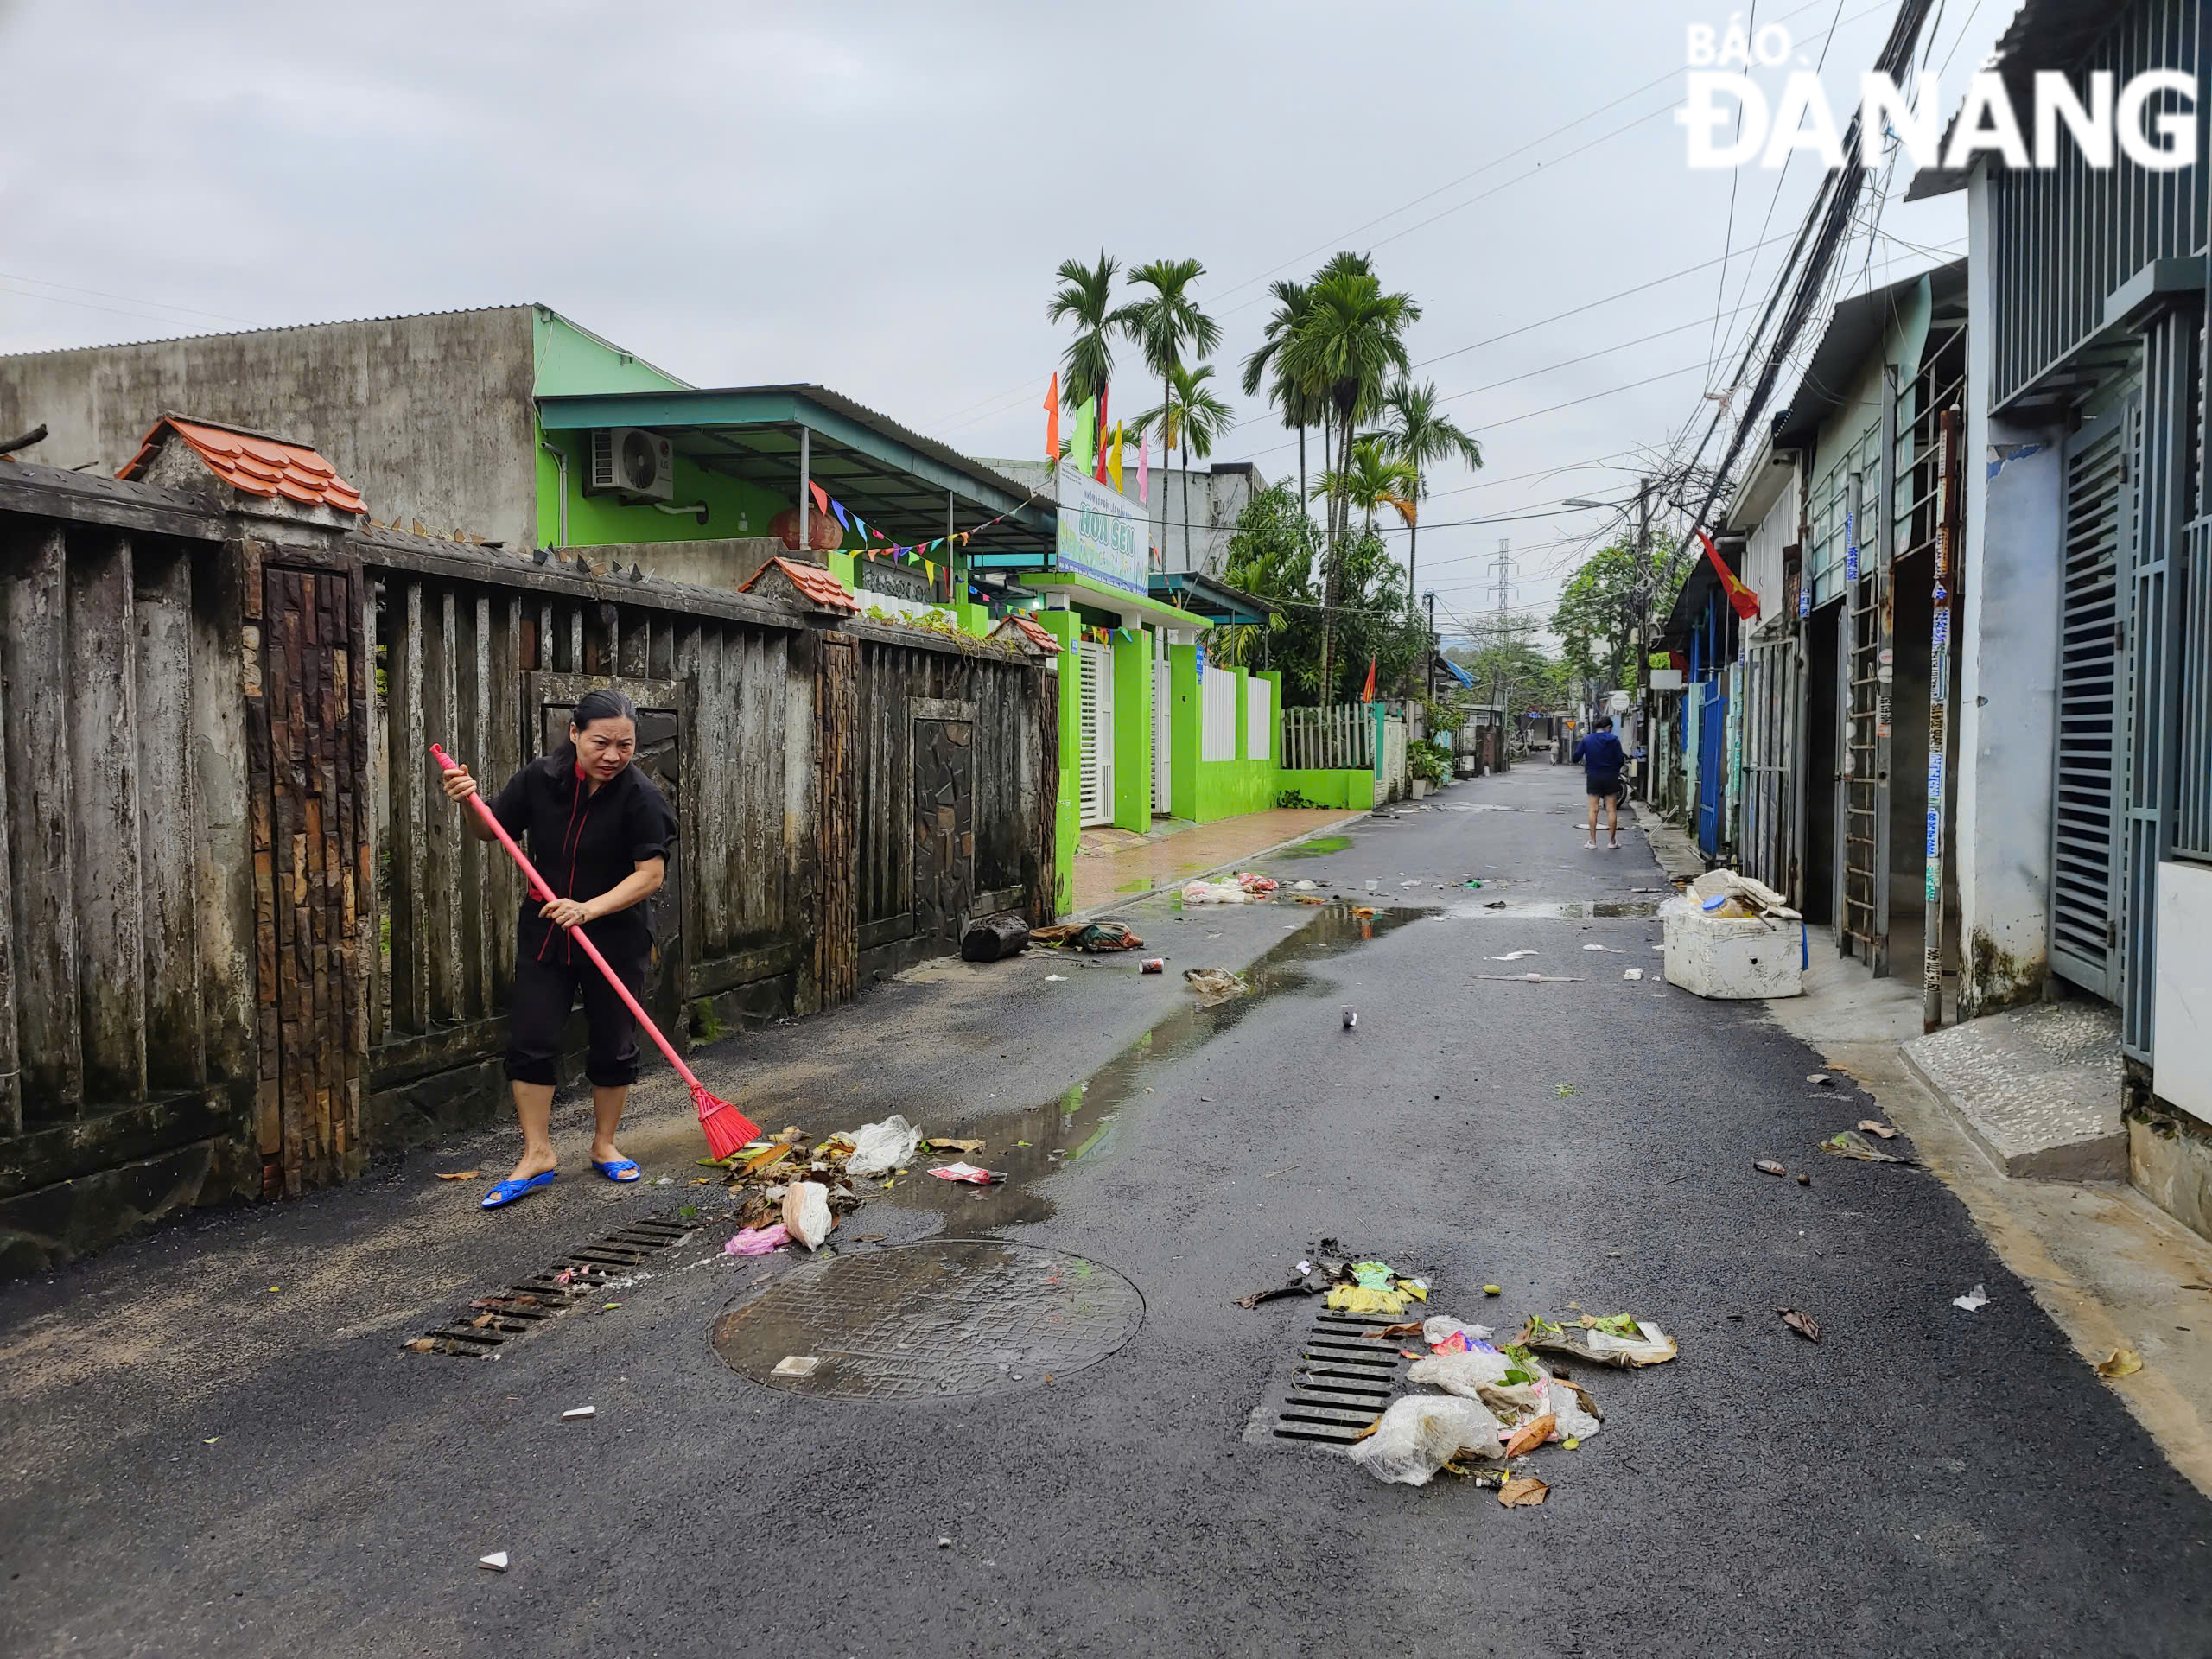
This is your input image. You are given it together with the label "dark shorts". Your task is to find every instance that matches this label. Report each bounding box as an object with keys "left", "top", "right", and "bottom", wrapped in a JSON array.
[
  {"left": 505, "top": 948, "right": 646, "bottom": 1088},
  {"left": 1586, "top": 777, "right": 1624, "bottom": 801}
]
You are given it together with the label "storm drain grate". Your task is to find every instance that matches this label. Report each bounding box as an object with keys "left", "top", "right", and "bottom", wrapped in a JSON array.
[
  {"left": 1243, "top": 1307, "right": 1410, "bottom": 1450},
  {"left": 405, "top": 1212, "right": 698, "bottom": 1359}
]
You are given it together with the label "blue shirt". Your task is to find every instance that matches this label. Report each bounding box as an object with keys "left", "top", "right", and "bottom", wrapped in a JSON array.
[{"left": 1573, "top": 731, "right": 1624, "bottom": 784}]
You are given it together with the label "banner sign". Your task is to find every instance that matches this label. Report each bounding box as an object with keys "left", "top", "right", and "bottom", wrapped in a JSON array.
[{"left": 1056, "top": 464, "right": 1147, "bottom": 598}]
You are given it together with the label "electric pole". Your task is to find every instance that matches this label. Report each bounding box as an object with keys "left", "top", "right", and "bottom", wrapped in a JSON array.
[
  {"left": 1485, "top": 538, "right": 1517, "bottom": 751},
  {"left": 1421, "top": 589, "right": 1437, "bottom": 698},
  {"left": 1633, "top": 477, "right": 1652, "bottom": 791}
]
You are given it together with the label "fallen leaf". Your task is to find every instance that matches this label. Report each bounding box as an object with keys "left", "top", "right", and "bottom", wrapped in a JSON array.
[
  {"left": 1377, "top": 1320, "right": 1425, "bottom": 1338},
  {"left": 470, "top": 1313, "right": 498, "bottom": 1329},
  {"left": 1807, "top": 1073, "right": 1834, "bottom": 1086},
  {"left": 1351, "top": 1419, "right": 1382, "bottom": 1442},
  {"left": 2095, "top": 1348, "right": 2143, "bottom": 1377},
  {"left": 1779, "top": 1307, "right": 1821, "bottom": 1343},
  {"left": 1503, "top": 1413, "right": 1556, "bottom": 1457},
  {"left": 1856, "top": 1120, "right": 1898, "bottom": 1139},
  {"left": 1821, "top": 1130, "right": 1910, "bottom": 1164},
  {"left": 926, "top": 1138, "right": 985, "bottom": 1153},
  {"left": 435, "top": 1170, "right": 480, "bottom": 1181},
  {"left": 1498, "top": 1475, "right": 1550, "bottom": 1508},
  {"left": 1754, "top": 1160, "right": 1788, "bottom": 1177},
  {"left": 404, "top": 1338, "right": 439, "bottom": 1353},
  {"left": 1483, "top": 1284, "right": 1503, "bottom": 1296}
]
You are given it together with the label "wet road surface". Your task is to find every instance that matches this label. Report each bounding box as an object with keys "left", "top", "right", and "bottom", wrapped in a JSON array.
[{"left": 3, "top": 761, "right": 2208, "bottom": 1656}]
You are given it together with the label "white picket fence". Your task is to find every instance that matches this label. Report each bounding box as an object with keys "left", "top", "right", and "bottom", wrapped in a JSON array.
[{"left": 1279, "top": 704, "right": 1374, "bottom": 771}]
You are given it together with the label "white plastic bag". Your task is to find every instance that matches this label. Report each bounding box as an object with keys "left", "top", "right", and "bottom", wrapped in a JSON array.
[
  {"left": 781, "top": 1181, "right": 832, "bottom": 1251},
  {"left": 1407, "top": 1350, "right": 1516, "bottom": 1396},
  {"left": 1421, "top": 1315, "right": 1494, "bottom": 1347},
  {"left": 1180, "top": 879, "right": 1250, "bottom": 905},
  {"left": 1347, "top": 1395, "right": 1507, "bottom": 1486},
  {"left": 845, "top": 1114, "right": 922, "bottom": 1179}
]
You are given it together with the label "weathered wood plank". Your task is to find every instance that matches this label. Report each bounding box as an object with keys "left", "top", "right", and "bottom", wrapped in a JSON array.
[
  {"left": 620, "top": 610, "right": 649, "bottom": 679},
  {"left": 671, "top": 621, "right": 705, "bottom": 963},
  {"left": 68, "top": 532, "right": 148, "bottom": 1103},
  {"left": 133, "top": 545, "right": 205, "bottom": 1089},
  {"left": 459, "top": 594, "right": 492, "bottom": 1020},
  {"left": 387, "top": 579, "right": 430, "bottom": 1033},
  {"left": 423, "top": 587, "right": 462, "bottom": 1020},
  {"left": 492, "top": 594, "right": 523, "bottom": 1005},
  {"left": 366, "top": 579, "right": 388, "bottom": 1042},
  {"left": 0, "top": 604, "right": 17, "bottom": 1134},
  {"left": 1, "top": 524, "right": 80, "bottom": 1116}
]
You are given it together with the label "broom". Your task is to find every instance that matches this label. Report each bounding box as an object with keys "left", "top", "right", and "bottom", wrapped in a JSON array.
[{"left": 429, "top": 744, "right": 759, "bottom": 1160}]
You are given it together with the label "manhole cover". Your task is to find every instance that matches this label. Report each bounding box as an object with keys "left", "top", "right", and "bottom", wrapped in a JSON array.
[{"left": 711, "top": 1239, "right": 1144, "bottom": 1400}]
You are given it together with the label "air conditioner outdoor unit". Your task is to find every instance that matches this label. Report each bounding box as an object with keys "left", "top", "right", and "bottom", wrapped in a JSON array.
[{"left": 586, "top": 428, "right": 676, "bottom": 502}]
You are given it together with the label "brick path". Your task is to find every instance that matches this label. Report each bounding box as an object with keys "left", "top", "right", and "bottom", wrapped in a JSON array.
[{"left": 1070, "top": 807, "right": 1362, "bottom": 914}]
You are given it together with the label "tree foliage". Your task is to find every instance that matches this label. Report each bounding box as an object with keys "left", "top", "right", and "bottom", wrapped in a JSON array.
[
  {"left": 1553, "top": 532, "right": 1693, "bottom": 694},
  {"left": 1046, "top": 252, "right": 1120, "bottom": 409}
]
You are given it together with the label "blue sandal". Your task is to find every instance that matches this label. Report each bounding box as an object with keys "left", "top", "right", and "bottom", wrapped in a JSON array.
[
  {"left": 593, "top": 1159, "right": 641, "bottom": 1184},
  {"left": 480, "top": 1170, "right": 557, "bottom": 1210}
]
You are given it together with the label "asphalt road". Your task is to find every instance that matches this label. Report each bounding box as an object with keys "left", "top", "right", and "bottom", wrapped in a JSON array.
[{"left": 3, "top": 761, "right": 2207, "bottom": 1657}]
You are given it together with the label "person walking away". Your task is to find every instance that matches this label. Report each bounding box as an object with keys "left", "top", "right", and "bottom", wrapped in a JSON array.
[
  {"left": 438, "top": 689, "right": 677, "bottom": 1209},
  {"left": 1573, "top": 715, "right": 1626, "bottom": 850}
]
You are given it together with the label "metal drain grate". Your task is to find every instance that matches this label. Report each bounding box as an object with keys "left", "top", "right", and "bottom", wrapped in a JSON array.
[
  {"left": 1243, "top": 1307, "right": 1410, "bottom": 1449},
  {"left": 406, "top": 1212, "right": 698, "bottom": 1359}
]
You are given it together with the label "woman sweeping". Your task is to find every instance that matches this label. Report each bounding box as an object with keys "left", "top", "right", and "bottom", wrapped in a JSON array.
[{"left": 439, "top": 689, "right": 677, "bottom": 1210}]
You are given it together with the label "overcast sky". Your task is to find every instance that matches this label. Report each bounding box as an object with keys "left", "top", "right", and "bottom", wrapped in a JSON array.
[{"left": 0, "top": 0, "right": 2008, "bottom": 630}]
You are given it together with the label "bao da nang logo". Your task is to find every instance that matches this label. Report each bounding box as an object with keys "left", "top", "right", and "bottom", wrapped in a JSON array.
[{"left": 1678, "top": 20, "right": 2198, "bottom": 172}]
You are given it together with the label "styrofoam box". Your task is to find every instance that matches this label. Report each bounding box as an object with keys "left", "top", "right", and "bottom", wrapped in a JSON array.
[{"left": 1662, "top": 911, "right": 1802, "bottom": 999}]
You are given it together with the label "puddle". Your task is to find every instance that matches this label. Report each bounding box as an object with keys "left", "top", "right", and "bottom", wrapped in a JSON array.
[
  {"left": 1274, "top": 835, "right": 1353, "bottom": 859},
  {"left": 866, "top": 903, "right": 1430, "bottom": 1230},
  {"left": 1441, "top": 899, "right": 1663, "bottom": 920}
]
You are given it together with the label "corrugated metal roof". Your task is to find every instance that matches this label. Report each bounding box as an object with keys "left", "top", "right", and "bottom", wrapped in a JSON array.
[
  {"left": 1904, "top": 0, "right": 2124, "bottom": 200},
  {"left": 0, "top": 302, "right": 536, "bottom": 361},
  {"left": 1770, "top": 259, "right": 1969, "bottom": 453}
]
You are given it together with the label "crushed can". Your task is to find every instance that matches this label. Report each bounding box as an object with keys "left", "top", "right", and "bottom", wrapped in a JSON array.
[{"left": 1141, "top": 957, "right": 1165, "bottom": 975}]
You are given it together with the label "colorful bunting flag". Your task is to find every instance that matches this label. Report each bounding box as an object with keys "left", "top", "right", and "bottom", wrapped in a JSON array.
[
  {"left": 830, "top": 499, "right": 850, "bottom": 531},
  {"left": 1106, "top": 422, "right": 1124, "bottom": 493},
  {"left": 1045, "top": 373, "right": 1060, "bottom": 465},
  {"left": 808, "top": 480, "right": 830, "bottom": 518},
  {"left": 1092, "top": 385, "right": 1111, "bottom": 485},
  {"left": 1138, "top": 435, "right": 1149, "bottom": 505},
  {"left": 1073, "top": 393, "right": 1097, "bottom": 475}
]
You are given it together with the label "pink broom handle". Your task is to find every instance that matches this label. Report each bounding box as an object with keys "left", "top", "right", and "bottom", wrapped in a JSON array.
[{"left": 429, "top": 743, "right": 706, "bottom": 1092}]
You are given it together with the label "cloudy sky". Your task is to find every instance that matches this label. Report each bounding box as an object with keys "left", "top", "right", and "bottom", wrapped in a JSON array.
[{"left": 0, "top": 0, "right": 2007, "bottom": 630}]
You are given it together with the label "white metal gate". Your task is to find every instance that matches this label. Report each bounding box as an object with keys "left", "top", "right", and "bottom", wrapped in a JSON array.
[
  {"left": 2050, "top": 398, "right": 2138, "bottom": 1000},
  {"left": 1739, "top": 637, "right": 1797, "bottom": 897},
  {"left": 1078, "top": 640, "right": 1115, "bottom": 828}
]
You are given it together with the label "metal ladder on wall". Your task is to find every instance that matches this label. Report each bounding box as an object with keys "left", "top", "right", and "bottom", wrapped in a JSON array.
[{"left": 1840, "top": 499, "right": 1883, "bottom": 964}]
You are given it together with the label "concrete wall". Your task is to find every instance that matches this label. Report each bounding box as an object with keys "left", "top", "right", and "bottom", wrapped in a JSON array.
[
  {"left": 567, "top": 536, "right": 788, "bottom": 592},
  {"left": 0, "top": 307, "right": 542, "bottom": 547},
  {"left": 1956, "top": 175, "right": 2064, "bottom": 1015}
]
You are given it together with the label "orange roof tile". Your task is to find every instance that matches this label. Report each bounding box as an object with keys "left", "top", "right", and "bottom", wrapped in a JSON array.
[
  {"left": 998, "top": 612, "right": 1062, "bottom": 654},
  {"left": 739, "top": 555, "right": 859, "bottom": 613},
  {"left": 117, "top": 416, "right": 365, "bottom": 516}
]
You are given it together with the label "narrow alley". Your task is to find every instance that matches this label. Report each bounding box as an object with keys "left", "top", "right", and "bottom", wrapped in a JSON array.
[{"left": 3, "top": 761, "right": 2205, "bottom": 1656}]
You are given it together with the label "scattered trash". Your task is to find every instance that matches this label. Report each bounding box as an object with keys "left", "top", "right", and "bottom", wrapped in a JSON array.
[
  {"left": 1346, "top": 1395, "right": 1508, "bottom": 1486},
  {"left": 1581, "top": 944, "right": 1617, "bottom": 953},
  {"left": 1502, "top": 1413, "right": 1556, "bottom": 1458},
  {"left": 1141, "top": 957, "right": 1165, "bottom": 974},
  {"left": 772, "top": 1355, "right": 822, "bottom": 1378},
  {"left": 1485, "top": 950, "right": 1539, "bottom": 962},
  {"left": 1294, "top": 879, "right": 1318, "bottom": 890},
  {"left": 1821, "top": 1130, "right": 1912, "bottom": 1164},
  {"left": 925, "top": 1137, "right": 983, "bottom": 1154},
  {"left": 1516, "top": 1313, "right": 1677, "bottom": 1368},
  {"left": 1953, "top": 1284, "right": 1988, "bottom": 1313},
  {"left": 1475, "top": 974, "right": 1580, "bottom": 982},
  {"left": 562, "top": 1406, "right": 595, "bottom": 1421},
  {"left": 1623, "top": 968, "right": 1643, "bottom": 980},
  {"left": 1753, "top": 1160, "right": 1788, "bottom": 1177},
  {"left": 1343, "top": 1008, "right": 1358, "bottom": 1029},
  {"left": 1796, "top": 1173, "right": 1812, "bottom": 1185},
  {"left": 435, "top": 1170, "right": 480, "bottom": 1181},
  {"left": 1045, "top": 974, "right": 1066, "bottom": 982},
  {"left": 1483, "top": 1284, "right": 1502, "bottom": 1296},
  {"left": 1554, "top": 1084, "right": 1576, "bottom": 1098},
  {"left": 1484, "top": 899, "right": 1507, "bottom": 909},
  {"left": 1349, "top": 906, "right": 1378, "bottom": 919},
  {"left": 1422, "top": 1315, "right": 1493, "bottom": 1348},
  {"left": 1856, "top": 1120, "right": 1898, "bottom": 1139},
  {"left": 1033, "top": 920, "right": 1144, "bottom": 952},
  {"left": 782, "top": 1182, "right": 833, "bottom": 1251},
  {"left": 1323, "top": 1258, "right": 1427, "bottom": 1316},
  {"left": 1293, "top": 894, "right": 1329, "bottom": 906},
  {"left": 927, "top": 1163, "right": 1005, "bottom": 1185},
  {"left": 846, "top": 1115, "right": 924, "bottom": 1179},
  {"left": 2095, "top": 1348, "right": 2143, "bottom": 1377},
  {"left": 1807, "top": 1073, "right": 1834, "bottom": 1087},
  {"left": 1779, "top": 1308, "right": 1821, "bottom": 1343},
  {"left": 1497, "top": 1476, "right": 1549, "bottom": 1508},
  {"left": 725, "top": 1223, "right": 790, "bottom": 1255},
  {"left": 478, "top": 1552, "right": 510, "bottom": 1573},
  {"left": 960, "top": 911, "right": 1032, "bottom": 962},
  {"left": 1183, "top": 968, "right": 1248, "bottom": 1007}
]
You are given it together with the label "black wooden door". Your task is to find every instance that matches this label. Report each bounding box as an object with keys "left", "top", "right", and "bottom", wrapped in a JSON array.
[{"left": 912, "top": 699, "right": 976, "bottom": 950}]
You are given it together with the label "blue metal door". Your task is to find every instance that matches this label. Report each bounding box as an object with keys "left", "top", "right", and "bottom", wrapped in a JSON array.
[{"left": 1697, "top": 677, "right": 1726, "bottom": 856}]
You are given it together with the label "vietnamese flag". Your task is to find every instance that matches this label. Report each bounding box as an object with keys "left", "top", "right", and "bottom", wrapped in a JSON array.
[
  {"left": 1044, "top": 373, "right": 1060, "bottom": 464},
  {"left": 1698, "top": 528, "right": 1761, "bottom": 621},
  {"left": 1361, "top": 657, "right": 1376, "bottom": 704}
]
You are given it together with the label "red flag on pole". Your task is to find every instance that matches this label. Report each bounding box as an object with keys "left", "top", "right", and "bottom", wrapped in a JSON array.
[
  {"left": 1697, "top": 529, "right": 1762, "bottom": 621},
  {"left": 1361, "top": 658, "right": 1376, "bottom": 703},
  {"left": 1044, "top": 373, "right": 1060, "bottom": 465}
]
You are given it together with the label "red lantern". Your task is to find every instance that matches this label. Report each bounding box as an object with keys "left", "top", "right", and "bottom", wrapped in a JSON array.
[{"left": 768, "top": 505, "right": 843, "bottom": 554}]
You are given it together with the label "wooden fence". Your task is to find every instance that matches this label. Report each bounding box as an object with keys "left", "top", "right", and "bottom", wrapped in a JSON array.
[{"left": 0, "top": 461, "right": 1056, "bottom": 1275}]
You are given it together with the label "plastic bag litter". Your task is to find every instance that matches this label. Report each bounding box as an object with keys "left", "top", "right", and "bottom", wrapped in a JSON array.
[
  {"left": 723, "top": 1223, "right": 788, "bottom": 1256},
  {"left": 1408, "top": 1349, "right": 1516, "bottom": 1395},
  {"left": 1325, "top": 1284, "right": 1406, "bottom": 1316},
  {"left": 781, "top": 1181, "right": 832, "bottom": 1251},
  {"left": 1411, "top": 1353, "right": 1605, "bottom": 1446},
  {"left": 1181, "top": 879, "right": 1252, "bottom": 905},
  {"left": 1422, "top": 1315, "right": 1495, "bottom": 1350},
  {"left": 846, "top": 1114, "right": 923, "bottom": 1179},
  {"left": 1521, "top": 1319, "right": 1677, "bottom": 1369},
  {"left": 1347, "top": 1395, "right": 1508, "bottom": 1486}
]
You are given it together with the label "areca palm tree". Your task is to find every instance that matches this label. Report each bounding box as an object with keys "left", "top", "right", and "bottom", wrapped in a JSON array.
[
  {"left": 1313, "top": 436, "right": 1418, "bottom": 537},
  {"left": 1280, "top": 267, "right": 1420, "bottom": 699},
  {"left": 1046, "top": 251, "right": 1119, "bottom": 409},
  {"left": 1133, "top": 364, "right": 1235, "bottom": 574},
  {"left": 1378, "top": 376, "right": 1484, "bottom": 597},
  {"left": 1116, "top": 259, "right": 1221, "bottom": 568},
  {"left": 1240, "top": 279, "right": 1325, "bottom": 511}
]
